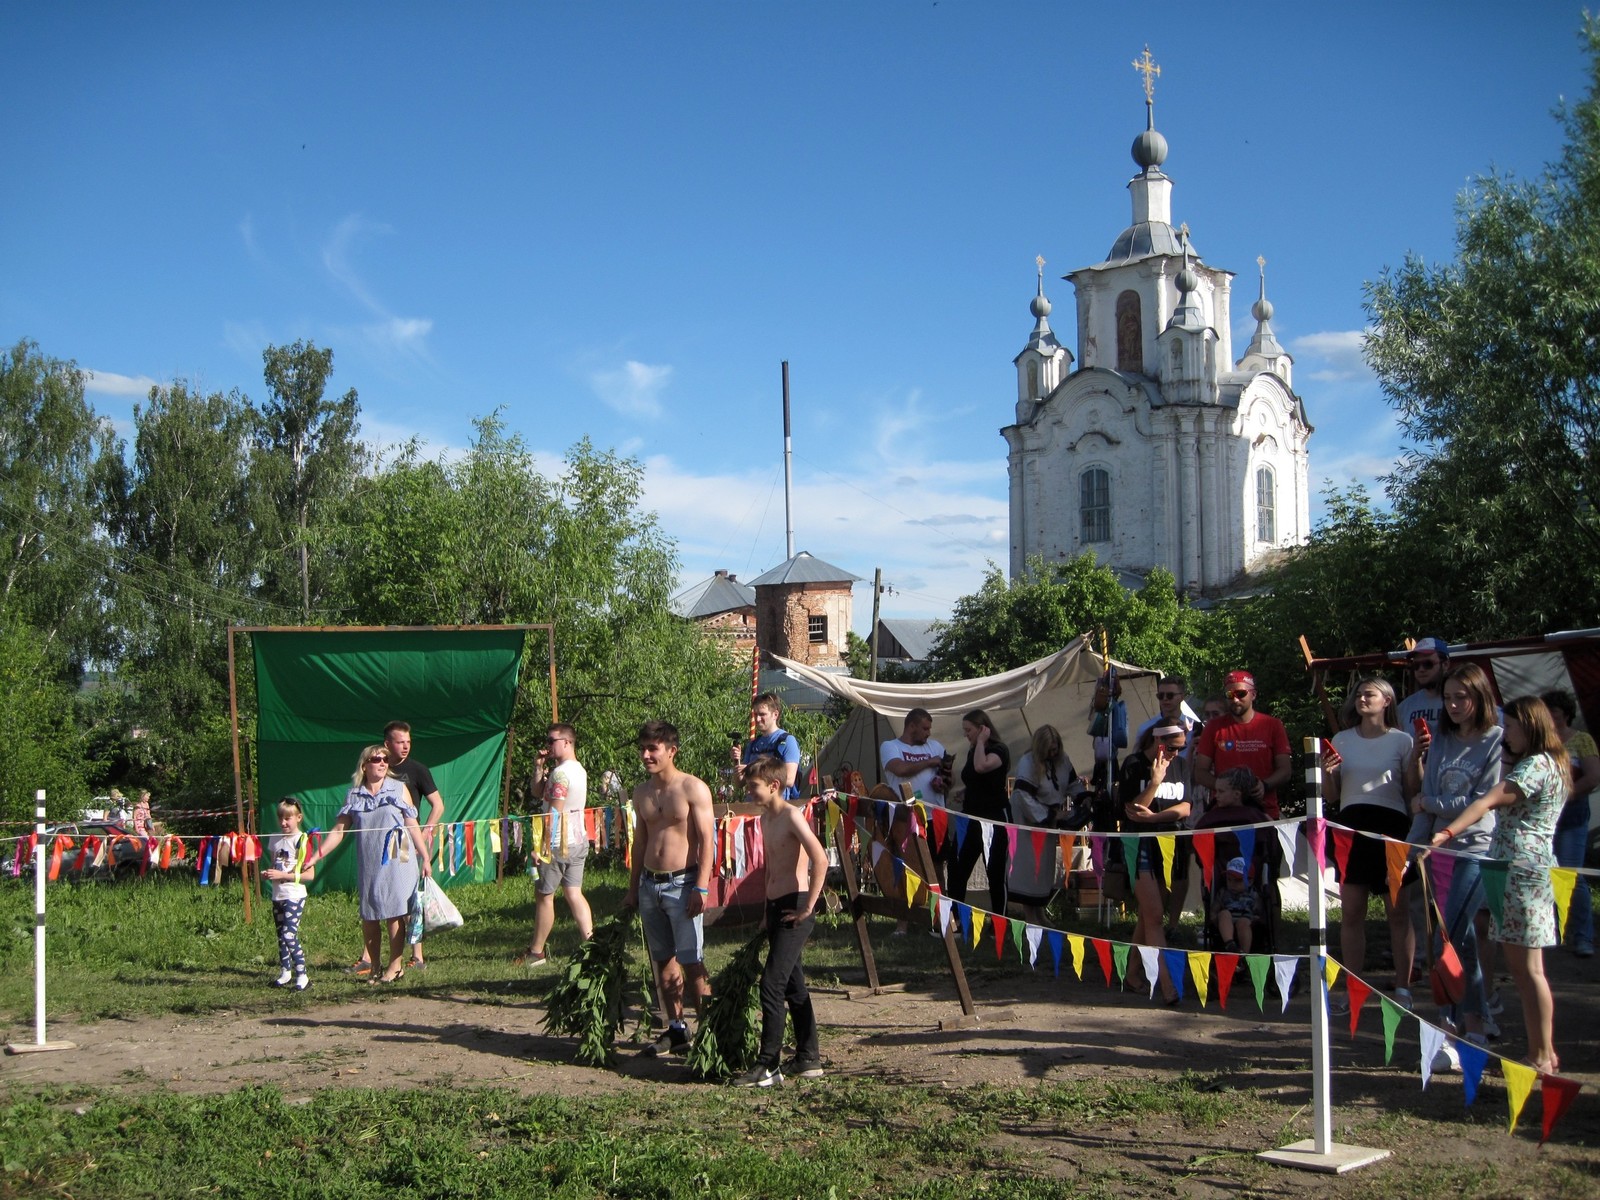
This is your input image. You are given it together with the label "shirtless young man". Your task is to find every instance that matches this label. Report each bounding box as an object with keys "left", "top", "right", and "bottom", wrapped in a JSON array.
[
  {"left": 624, "top": 719, "right": 716, "bottom": 1056},
  {"left": 734, "top": 755, "right": 828, "bottom": 1087}
]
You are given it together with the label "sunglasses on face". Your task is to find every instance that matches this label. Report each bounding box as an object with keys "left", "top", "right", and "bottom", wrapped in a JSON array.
[
  {"left": 1156, "top": 691, "right": 1183, "bottom": 700},
  {"left": 1228, "top": 690, "right": 1251, "bottom": 699},
  {"left": 367, "top": 754, "right": 389, "bottom": 763}
]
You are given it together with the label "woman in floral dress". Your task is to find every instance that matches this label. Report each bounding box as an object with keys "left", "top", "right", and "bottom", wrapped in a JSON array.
[{"left": 1432, "top": 696, "right": 1570, "bottom": 1074}]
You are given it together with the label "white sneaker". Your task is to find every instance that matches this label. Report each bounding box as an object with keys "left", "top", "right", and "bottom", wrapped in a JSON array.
[
  {"left": 1486, "top": 989, "right": 1505, "bottom": 1016},
  {"left": 1432, "top": 1042, "right": 1460, "bottom": 1073}
]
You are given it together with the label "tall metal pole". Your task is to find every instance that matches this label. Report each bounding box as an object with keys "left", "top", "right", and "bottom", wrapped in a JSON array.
[
  {"left": 870, "top": 568, "right": 883, "bottom": 682},
  {"left": 1303, "top": 736, "right": 1333, "bottom": 1152},
  {"left": 782, "top": 361, "right": 795, "bottom": 560}
]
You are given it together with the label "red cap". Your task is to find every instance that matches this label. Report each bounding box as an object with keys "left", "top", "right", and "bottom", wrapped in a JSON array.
[{"left": 1224, "top": 670, "right": 1256, "bottom": 691}]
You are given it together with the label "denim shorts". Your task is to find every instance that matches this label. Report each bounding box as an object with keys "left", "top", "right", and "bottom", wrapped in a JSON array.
[{"left": 639, "top": 869, "right": 704, "bottom": 966}]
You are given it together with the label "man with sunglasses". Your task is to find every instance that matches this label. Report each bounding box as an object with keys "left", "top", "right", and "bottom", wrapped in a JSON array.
[
  {"left": 1397, "top": 636, "right": 1449, "bottom": 737},
  {"left": 517, "top": 723, "right": 593, "bottom": 967},
  {"left": 1194, "top": 671, "right": 1291, "bottom": 819},
  {"left": 1135, "top": 676, "right": 1200, "bottom": 753}
]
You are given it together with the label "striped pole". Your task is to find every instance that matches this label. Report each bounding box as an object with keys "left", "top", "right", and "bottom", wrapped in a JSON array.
[
  {"left": 5, "top": 790, "right": 76, "bottom": 1054},
  {"left": 1257, "top": 741, "right": 1388, "bottom": 1172}
]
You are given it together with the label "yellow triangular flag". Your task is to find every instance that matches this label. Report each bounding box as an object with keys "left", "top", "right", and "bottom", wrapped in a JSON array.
[
  {"left": 1188, "top": 951, "right": 1212, "bottom": 1008},
  {"left": 970, "top": 908, "right": 986, "bottom": 949},
  {"left": 1157, "top": 835, "right": 1175, "bottom": 890},
  {"left": 1067, "top": 932, "right": 1085, "bottom": 979},
  {"left": 1323, "top": 956, "right": 1341, "bottom": 990},
  {"left": 903, "top": 866, "right": 922, "bottom": 908},
  {"left": 1550, "top": 868, "right": 1577, "bottom": 942},
  {"left": 1501, "top": 1059, "right": 1538, "bottom": 1134},
  {"left": 825, "top": 801, "right": 841, "bottom": 842}
]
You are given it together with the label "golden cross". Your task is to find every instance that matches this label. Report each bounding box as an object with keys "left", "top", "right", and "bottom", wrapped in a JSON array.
[
  {"left": 1132, "top": 46, "right": 1161, "bottom": 104},
  {"left": 1257, "top": 255, "right": 1266, "bottom": 270}
]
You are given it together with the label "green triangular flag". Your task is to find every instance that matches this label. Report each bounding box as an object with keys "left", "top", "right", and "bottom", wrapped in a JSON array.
[
  {"left": 1120, "top": 835, "right": 1140, "bottom": 881},
  {"left": 1010, "top": 918, "right": 1026, "bottom": 958},
  {"left": 1246, "top": 954, "right": 1271, "bottom": 1012},
  {"left": 1379, "top": 995, "right": 1403, "bottom": 1065},
  {"left": 1112, "top": 941, "right": 1131, "bottom": 984},
  {"left": 1479, "top": 860, "right": 1510, "bottom": 928}
]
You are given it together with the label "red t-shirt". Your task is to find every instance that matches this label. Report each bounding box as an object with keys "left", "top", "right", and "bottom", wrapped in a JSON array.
[{"left": 1197, "top": 712, "right": 1291, "bottom": 819}]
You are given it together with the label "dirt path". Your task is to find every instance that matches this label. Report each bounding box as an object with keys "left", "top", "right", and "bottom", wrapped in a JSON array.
[{"left": 5, "top": 950, "right": 1598, "bottom": 1193}]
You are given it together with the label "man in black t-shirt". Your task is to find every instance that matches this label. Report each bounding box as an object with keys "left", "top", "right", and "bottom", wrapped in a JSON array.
[{"left": 353, "top": 720, "right": 447, "bottom": 974}]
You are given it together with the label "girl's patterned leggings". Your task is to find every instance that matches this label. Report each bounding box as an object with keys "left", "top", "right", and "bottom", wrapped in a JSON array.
[{"left": 274, "top": 898, "right": 306, "bottom": 974}]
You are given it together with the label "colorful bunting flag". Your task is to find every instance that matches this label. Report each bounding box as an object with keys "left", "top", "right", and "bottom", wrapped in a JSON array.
[
  {"left": 1550, "top": 868, "right": 1578, "bottom": 942},
  {"left": 1157, "top": 835, "right": 1175, "bottom": 890},
  {"left": 1272, "top": 955, "right": 1298, "bottom": 1013},
  {"left": 1502, "top": 1060, "right": 1536, "bottom": 1133},
  {"left": 1540, "top": 1075, "right": 1582, "bottom": 1144},
  {"left": 1246, "top": 954, "right": 1270, "bottom": 1011},
  {"left": 1344, "top": 975, "right": 1372, "bottom": 1037},
  {"left": 1214, "top": 952, "right": 1238, "bottom": 1009},
  {"left": 1420, "top": 1024, "right": 1447, "bottom": 1090},
  {"left": 1480, "top": 860, "right": 1510, "bottom": 928},
  {"left": 1459, "top": 1040, "right": 1489, "bottom": 1106},
  {"left": 1194, "top": 831, "right": 1215, "bottom": 888},
  {"left": 1066, "top": 932, "right": 1084, "bottom": 980},
  {"left": 1379, "top": 995, "right": 1403, "bottom": 1064},
  {"left": 1188, "top": 951, "right": 1211, "bottom": 1008},
  {"left": 1385, "top": 841, "right": 1409, "bottom": 905},
  {"left": 1091, "top": 938, "right": 1112, "bottom": 986}
]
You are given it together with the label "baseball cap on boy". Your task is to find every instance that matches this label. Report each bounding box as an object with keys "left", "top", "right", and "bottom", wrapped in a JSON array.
[{"left": 1225, "top": 856, "right": 1248, "bottom": 877}]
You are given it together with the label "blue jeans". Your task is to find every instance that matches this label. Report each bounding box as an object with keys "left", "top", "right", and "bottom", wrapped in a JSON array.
[
  {"left": 1440, "top": 857, "right": 1489, "bottom": 1022},
  {"left": 639, "top": 870, "right": 705, "bottom": 966},
  {"left": 1553, "top": 824, "right": 1594, "bottom": 949}
]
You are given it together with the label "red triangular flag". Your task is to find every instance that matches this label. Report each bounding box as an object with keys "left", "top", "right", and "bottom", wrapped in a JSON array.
[
  {"left": 1194, "top": 831, "right": 1215, "bottom": 889},
  {"left": 1214, "top": 951, "right": 1239, "bottom": 1009},
  {"left": 1091, "top": 937, "right": 1114, "bottom": 986},
  {"left": 1330, "top": 828, "right": 1354, "bottom": 880},
  {"left": 929, "top": 808, "right": 948, "bottom": 853},
  {"left": 1541, "top": 1075, "right": 1583, "bottom": 1144},
  {"left": 992, "top": 915, "right": 1008, "bottom": 959},
  {"left": 1031, "top": 829, "right": 1046, "bottom": 871},
  {"left": 1345, "top": 974, "right": 1372, "bottom": 1037}
]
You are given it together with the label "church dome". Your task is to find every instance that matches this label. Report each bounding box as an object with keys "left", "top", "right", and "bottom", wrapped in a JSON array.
[
  {"left": 1132, "top": 127, "right": 1168, "bottom": 169},
  {"left": 1105, "top": 220, "right": 1187, "bottom": 264},
  {"left": 1177, "top": 265, "right": 1199, "bottom": 294},
  {"left": 1030, "top": 291, "right": 1052, "bottom": 318},
  {"left": 1252, "top": 295, "right": 1274, "bottom": 322}
]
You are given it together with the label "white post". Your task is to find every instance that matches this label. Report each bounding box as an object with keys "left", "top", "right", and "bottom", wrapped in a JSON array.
[
  {"left": 1257, "top": 738, "right": 1388, "bottom": 1173},
  {"left": 5, "top": 789, "right": 76, "bottom": 1055},
  {"left": 33, "top": 789, "right": 47, "bottom": 1044},
  {"left": 1303, "top": 739, "right": 1334, "bottom": 1152}
]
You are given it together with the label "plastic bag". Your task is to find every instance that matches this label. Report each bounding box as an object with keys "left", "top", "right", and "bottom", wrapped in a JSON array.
[{"left": 418, "top": 875, "right": 464, "bottom": 934}]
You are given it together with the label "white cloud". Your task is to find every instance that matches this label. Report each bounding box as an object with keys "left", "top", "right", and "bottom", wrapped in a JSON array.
[
  {"left": 588, "top": 360, "right": 672, "bottom": 419},
  {"left": 321, "top": 214, "right": 433, "bottom": 360},
  {"left": 1291, "top": 329, "right": 1372, "bottom": 382},
  {"left": 84, "top": 369, "right": 159, "bottom": 397}
]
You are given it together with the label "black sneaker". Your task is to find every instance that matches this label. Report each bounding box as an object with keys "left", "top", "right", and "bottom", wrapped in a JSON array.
[
  {"left": 782, "top": 1056, "right": 825, "bottom": 1079},
  {"left": 733, "top": 1063, "right": 782, "bottom": 1088},
  {"left": 646, "top": 1025, "right": 691, "bottom": 1056}
]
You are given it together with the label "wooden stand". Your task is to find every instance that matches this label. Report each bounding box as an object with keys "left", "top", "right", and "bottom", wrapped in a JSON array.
[{"left": 832, "top": 798, "right": 975, "bottom": 1022}]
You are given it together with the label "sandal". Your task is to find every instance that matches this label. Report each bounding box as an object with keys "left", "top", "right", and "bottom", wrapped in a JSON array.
[{"left": 350, "top": 959, "right": 373, "bottom": 978}]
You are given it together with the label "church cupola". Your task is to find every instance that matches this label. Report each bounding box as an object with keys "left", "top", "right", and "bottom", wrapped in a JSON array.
[
  {"left": 1156, "top": 225, "right": 1220, "bottom": 404},
  {"left": 1013, "top": 255, "right": 1071, "bottom": 420},
  {"left": 1235, "top": 255, "right": 1294, "bottom": 385},
  {"left": 1106, "top": 46, "right": 1185, "bottom": 264}
]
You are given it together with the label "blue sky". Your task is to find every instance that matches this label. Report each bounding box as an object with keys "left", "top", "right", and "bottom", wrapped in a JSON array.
[{"left": 3, "top": 3, "right": 1591, "bottom": 629}]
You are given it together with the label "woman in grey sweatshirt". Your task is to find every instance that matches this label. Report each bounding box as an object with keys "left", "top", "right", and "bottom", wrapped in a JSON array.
[{"left": 1409, "top": 662, "right": 1503, "bottom": 1042}]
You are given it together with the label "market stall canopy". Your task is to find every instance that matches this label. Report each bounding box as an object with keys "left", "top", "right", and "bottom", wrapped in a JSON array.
[{"left": 772, "top": 636, "right": 1162, "bottom": 802}]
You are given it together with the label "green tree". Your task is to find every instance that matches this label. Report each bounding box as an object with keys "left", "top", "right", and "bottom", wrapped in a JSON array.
[
  {"left": 258, "top": 340, "right": 362, "bottom": 620},
  {"left": 925, "top": 553, "right": 1219, "bottom": 684},
  {"left": 106, "top": 382, "right": 273, "bottom": 798},
  {"left": 1364, "top": 16, "right": 1600, "bottom": 635},
  {"left": 0, "top": 615, "right": 91, "bottom": 823},
  {"left": 0, "top": 339, "right": 120, "bottom": 671}
]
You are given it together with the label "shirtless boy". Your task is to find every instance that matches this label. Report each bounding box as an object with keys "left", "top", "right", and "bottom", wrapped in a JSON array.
[
  {"left": 624, "top": 720, "right": 716, "bottom": 1056},
  {"left": 735, "top": 755, "right": 828, "bottom": 1088}
]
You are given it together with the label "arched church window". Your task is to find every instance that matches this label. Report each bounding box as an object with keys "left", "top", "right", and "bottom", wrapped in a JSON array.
[
  {"left": 1256, "top": 465, "right": 1276, "bottom": 543},
  {"left": 1080, "top": 467, "right": 1111, "bottom": 544},
  {"left": 1027, "top": 360, "right": 1040, "bottom": 399},
  {"left": 1170, "top": 341, "right": 1183, "bottom": 371},
  {"left": 1115, "top": 291, "right": 1143, "bottom": 373}
]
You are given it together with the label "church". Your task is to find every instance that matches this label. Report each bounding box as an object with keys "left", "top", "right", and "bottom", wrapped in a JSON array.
[{"left": 1002, "top": 51, "right": 1312, "bottom": 596}]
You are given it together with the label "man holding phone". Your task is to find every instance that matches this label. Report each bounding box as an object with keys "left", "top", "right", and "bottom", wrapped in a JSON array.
[{"left": 1398, "top": 637, "right": 1449, "bottom": 741}]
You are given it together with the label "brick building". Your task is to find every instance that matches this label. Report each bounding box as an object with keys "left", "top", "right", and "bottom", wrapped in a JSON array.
[{"left": 747, "top": 551, "right": 859, "bottom": 668}]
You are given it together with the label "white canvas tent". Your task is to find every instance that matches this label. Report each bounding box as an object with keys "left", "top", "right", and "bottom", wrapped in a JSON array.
[{"left": 773, "top": 636, "right": 1162, "bottom": 800}]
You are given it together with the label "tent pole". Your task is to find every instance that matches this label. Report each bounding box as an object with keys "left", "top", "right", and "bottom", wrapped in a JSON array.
[{"left": 227, "top": 626, "right": 252, "bottom": 925}]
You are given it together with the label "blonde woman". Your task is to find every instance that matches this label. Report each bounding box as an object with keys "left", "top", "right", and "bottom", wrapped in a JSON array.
[
  {"left": 1009, "top": 724, "right": 1083, "bottom": 923},
  {"left": 301, "top": 745, "right": 432, "bottom": 984}
]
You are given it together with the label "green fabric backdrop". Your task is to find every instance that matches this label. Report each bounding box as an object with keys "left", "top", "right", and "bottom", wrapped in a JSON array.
[{"left": 252, "top": 628, "right": 527, "bottom": 894}]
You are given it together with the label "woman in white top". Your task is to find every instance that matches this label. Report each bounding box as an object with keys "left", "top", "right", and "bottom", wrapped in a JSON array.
[
  {"left": 1008, "top": 725, "right": 1083, "bottom": 923},
  {"left": 1324, "top": 676, "right": 1417, "bottom": 1009}
]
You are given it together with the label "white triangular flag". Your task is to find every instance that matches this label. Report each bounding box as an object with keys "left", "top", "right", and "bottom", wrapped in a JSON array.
[
  {"left": 1137, "top": 946, "right": 1160, "bottom": 998},
  {"left": 980, "top": 820, "right": 994, "bottom": 860},
  {"left": 937, "top": 896, "right": 954, "bottom": 936},
  {"left": 1273, "top": 954, "right": 1299, "bottom": 1013},
  {"left": 1276, "top": 822, "right": 1298, "bottom": 876},
  {"left": 1026, "top": 923, "right": 1043, "bottom": 968},
  {"left": 1419, "top": 1023, "right": 1446, "bottom": 1091}
]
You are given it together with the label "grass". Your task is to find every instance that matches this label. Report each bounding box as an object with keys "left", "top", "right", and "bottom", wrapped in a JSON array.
[{"left": 0, "top": 1075, "right": 1272, "bottom": 1200}]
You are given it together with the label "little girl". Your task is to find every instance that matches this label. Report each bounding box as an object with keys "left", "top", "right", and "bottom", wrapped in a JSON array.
[
  {"left": 1212, "top": 856, "right": 1262, "bottom": 953},
  {"left": 261, "top": 797, "right": 313, "bottom": 991}
]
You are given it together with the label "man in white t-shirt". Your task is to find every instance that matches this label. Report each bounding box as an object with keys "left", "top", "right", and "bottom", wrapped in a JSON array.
[
  {"left": 879, "top": 708, "right": 948, "bottom": 805},
  {"left": 517, "top": 723, "right": 593, "bottom": 967},
  {"left": 877, "top": 708, "right": 948, "bottom": 933}
]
